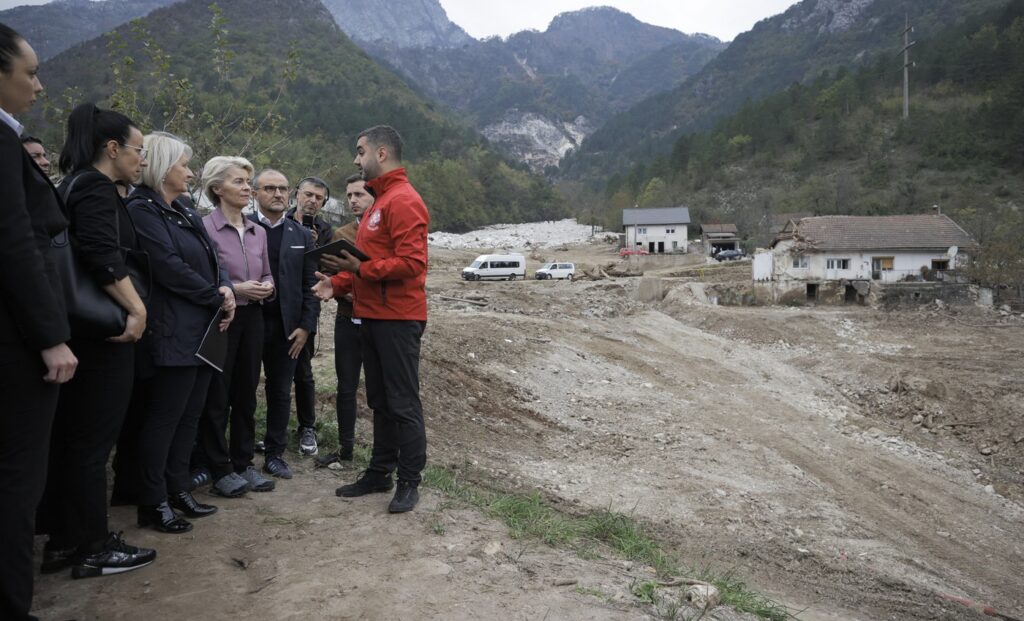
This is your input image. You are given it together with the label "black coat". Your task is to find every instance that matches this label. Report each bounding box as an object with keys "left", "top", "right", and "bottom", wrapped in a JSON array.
[
  {"left": 250, "top": 213, "right": 319, "bottom": 335},
  {"left": 56, "top": 168, "right": 137, "bottom": 287},
  {"left": 128, "top": 185, "right": 231, "bottom": 367},
  {"left": 0, "top": 122, "right": 70, "bottom": 356}
]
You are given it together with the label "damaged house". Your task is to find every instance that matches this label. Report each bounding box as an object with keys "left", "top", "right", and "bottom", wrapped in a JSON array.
[{"left": 752, "top": 214, "right": 977, "bottom": 304}]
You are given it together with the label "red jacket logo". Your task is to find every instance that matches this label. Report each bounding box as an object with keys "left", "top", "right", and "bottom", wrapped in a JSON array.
[{"left": 367, "top": 210, "right": 382, "bottom": 231}]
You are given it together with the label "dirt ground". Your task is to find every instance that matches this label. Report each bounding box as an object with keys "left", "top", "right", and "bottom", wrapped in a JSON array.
[{"left": 33, "top": 240, "right": 1024, "bottom": 621}]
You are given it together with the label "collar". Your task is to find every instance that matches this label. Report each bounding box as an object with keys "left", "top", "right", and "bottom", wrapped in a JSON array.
[
  {"left": 0, "top": 107, "right": 24, "bottom": 136},
  {"left": 365, "top": 167, "right": 408, "bottom": 197},
  {"left": 210, "top": 206, "right": 256, "bottom": 232},
  {"left": 257, "top": 209, "right": 287, "bottom": 228}
]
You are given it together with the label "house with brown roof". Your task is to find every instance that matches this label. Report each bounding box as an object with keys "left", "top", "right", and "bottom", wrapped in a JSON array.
[{"left": 753, "top": 214, "right": 977, "bottom": 303}]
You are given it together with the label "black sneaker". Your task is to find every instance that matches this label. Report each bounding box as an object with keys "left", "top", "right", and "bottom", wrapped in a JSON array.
[
  {"left": 314, "top": 446, "right": 353, "bottom": 469},
  {"left": 263, "top": 456, "right": 293, "bottom": 479},
  {"left": 70, "top": 532, "right": 156, "bottom": 579},
  {"left": 335, "top": 470, "right": 393, "bottom": 497},
  {"left": 388, "top": 481, "right": 420, "bottom": 513},
  {"left": 40, "top": 544, "right": 77, "bottom": 574}
]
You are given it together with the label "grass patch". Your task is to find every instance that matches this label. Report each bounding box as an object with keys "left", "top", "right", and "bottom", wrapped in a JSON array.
[
  {"left": 417, "top": 463, "right": 790, "bottom": 621},
  {"left": 574, "top": 585, "right": 608, "bottom": 600}
]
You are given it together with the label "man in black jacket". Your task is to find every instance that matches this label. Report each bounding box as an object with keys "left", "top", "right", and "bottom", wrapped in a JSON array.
[{"left": 252, "top": 169, "right": 319, "bottom": 478}]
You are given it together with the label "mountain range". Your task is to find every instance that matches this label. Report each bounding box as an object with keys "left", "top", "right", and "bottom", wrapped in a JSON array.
[
  {"left": 357, "top": 6, "right": 724, "bottom": 170},
  {"left": 2, "top": 0, "right": 726, "bottom": 171}
]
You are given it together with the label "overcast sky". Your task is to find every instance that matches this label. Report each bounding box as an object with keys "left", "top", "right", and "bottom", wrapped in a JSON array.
[{"left": 0, "top": 0, "right": 799, "bottom": 42}]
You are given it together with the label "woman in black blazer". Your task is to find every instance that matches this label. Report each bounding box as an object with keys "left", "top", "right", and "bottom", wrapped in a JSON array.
[
  {"left": 0, "top": 23, "right": 77, "bottom": 621},
  {"left": 38, "top": 102, "right": 155, "bottom": 580},
  {"left": 128, "top": 131, "right": 236, "bottom": 533}
]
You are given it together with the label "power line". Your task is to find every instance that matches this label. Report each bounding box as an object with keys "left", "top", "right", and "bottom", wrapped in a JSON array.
[{"left": 900, "top": 14, "right": 917, "bottom": 119}]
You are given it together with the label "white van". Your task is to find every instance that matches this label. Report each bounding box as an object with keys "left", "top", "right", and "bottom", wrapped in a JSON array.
[
  {"left": 535, "top": 262, "right": 575, "bottom": 281},
  {"left": 462, "top": 254, "right": 527, "bottom": 281}
]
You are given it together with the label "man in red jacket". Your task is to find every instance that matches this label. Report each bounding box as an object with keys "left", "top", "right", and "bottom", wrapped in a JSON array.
[{"left": 313, "top": 125, "right": 429, "bottom": 513}]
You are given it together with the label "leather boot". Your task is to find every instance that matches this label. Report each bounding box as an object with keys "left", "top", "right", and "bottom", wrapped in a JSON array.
[
  {"left": 168, "top": 491, "right": 218, "bottom": 518},
  {"left": 137, "top": 502, "right": 193, "bottom": 534}
]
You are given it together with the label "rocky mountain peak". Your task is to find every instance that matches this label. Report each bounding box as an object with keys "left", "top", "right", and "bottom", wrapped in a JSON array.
[
  {"left": 782, "top": 0, "right": 879, "bottom": 35},
  {"left": 322, "top": 0, "right": 473, "bottom": 49}
]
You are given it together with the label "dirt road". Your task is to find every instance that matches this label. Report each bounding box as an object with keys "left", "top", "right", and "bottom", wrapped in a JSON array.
[{"left": 34, "top": 241, "right": 1023, "bottom": 620}]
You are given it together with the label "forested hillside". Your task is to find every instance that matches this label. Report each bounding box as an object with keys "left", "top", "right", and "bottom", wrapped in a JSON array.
[
  {"left": 563, "top": 0, "right": 1009, "bottom": 182},
  {"left": 25, "top": 0, "right": 565, "bottom": 232},
  {"left": 568, "top": 0, "right": 1024, "bottom": 292}
]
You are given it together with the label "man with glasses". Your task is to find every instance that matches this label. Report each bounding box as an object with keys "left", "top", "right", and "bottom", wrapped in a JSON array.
[
  {"left": 250, "top": 169, "right": 319, "bottom": 479},
  {"left": 285, "top": 177, "right": 333, "bottom": 457}
]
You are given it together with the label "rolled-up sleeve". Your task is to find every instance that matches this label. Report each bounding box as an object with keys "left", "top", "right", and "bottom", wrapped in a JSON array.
[{"left": 68, "top": 180, "right": 128, "bottom": 285}]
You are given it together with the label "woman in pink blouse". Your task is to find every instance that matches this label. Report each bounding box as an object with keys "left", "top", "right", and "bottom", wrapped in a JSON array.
[{"left": 194, "top": 156, "right": 277, "bottom": 497}]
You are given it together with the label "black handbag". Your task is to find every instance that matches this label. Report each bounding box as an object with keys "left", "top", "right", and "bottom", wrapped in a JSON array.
[{"left": 51, "top": 173, "right": 151, "bottom": 339}]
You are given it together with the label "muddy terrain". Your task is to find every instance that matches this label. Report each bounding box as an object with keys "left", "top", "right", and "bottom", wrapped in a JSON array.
[{"left": 33, "top": 240, "right": 1023, "bottom": 621}]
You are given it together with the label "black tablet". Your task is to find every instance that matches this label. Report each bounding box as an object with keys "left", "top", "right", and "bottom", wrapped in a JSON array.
[{"left": 304, "top": 238, "right": 371, "bottom": 262}]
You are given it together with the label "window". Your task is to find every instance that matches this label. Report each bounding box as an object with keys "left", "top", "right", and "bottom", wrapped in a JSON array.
[
  {"left": 826, "top": 258, "right": 850, "bottom": 270},
  {"left": 792, "top": 255, "right": 809, "bottom": 269},
  {"left": 666, "top": 228, "right": 675, "bottom": 234},
  {"left": 637, "top": 227, "right": 647, "bottom": 235}
]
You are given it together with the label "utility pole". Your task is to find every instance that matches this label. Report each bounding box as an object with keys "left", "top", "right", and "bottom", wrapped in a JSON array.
[{"left": 900, "top": 14, "right": 916, "bottom": 119}]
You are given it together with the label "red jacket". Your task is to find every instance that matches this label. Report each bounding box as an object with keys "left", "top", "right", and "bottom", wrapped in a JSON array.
[{"left": 331, "top": 168, "right": 429, "bottom": 321}]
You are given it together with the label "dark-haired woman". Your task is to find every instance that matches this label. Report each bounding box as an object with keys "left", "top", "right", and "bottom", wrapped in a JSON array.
[
  {"left": 39, "top": 102, "right": 155, "bottom": 579},
  {"left": 0, "top": 23, "right": 78, "bottom": 621}
]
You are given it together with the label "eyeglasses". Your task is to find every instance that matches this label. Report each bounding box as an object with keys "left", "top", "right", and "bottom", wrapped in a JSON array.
[
  {"left": 120, "top": 143, "right": 149, "bottom": 159},
  {"left": 258, "top": 185, "right": 289, "bottom": 194}
]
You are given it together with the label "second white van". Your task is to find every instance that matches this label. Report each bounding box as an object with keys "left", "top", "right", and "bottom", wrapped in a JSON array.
[
  {"left": 462, "top": 254, "right": 527, "bottom": 281},
  {"left": 535, "top": 262, "right": 576, "bottom": 280}
]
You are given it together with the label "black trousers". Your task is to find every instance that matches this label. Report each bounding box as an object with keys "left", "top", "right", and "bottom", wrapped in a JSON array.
[
  {"left": 197, "top": 305, "right": 263, "bottom": 479},
  {"left": 292, "top": 333, "right": 316, "bottom": 429},
  {"left": 138, "top": 365, "right": 214, "bottom": 505},
  {"left": 42, "top": 338, "right": 134, "bottom": 549},
  {"left": 262, "top": 315, "right": 299, "bottom": 458},
  {"left": 333, "top": 314, "right": 362, "bottom": 449},
  {"left": 111, "top": 381, "right": 145, "bottom": 503},
  {"left": 362, "top": 319, "right": 426, "bottom": 483},
  {"left": 0, "top": 345, "right": 58, "bottom": 621}
]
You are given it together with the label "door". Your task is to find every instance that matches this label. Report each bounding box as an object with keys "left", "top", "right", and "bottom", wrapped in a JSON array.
[
  {"left": 872, "top": 256, "right": 893, "bottom": 280},
  {"left": 658, "top": 242, "right": 665, "bottom": 253},
  {"left": 648, "top": 242, "right": 655, "bottom": 253}
]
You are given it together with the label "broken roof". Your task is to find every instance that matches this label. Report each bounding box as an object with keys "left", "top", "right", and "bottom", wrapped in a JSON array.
[
  {"left": 774, "top": 215, "right": 977, "bottom": 251},
  {"left": 622, "top": 207, "right": 691, "bottom": 226}
]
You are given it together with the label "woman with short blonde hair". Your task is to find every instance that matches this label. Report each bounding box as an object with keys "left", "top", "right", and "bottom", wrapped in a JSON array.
[
  {"left": 200, "top": 155, "right": 254, "bottom": 207},
  {"left": 138, "top": 131, "right": 193, "bottom": 191},
  {"left": 123, "top": 133, "right": 236, "bottom": 533},
  {"left": 196, "top": 155, "right": 277, "bottom": 496}
]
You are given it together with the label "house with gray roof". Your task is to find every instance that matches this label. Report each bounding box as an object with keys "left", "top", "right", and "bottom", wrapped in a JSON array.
[
  {"left": 753, "top": 214, "right": 977, "bottom": 303},
  {"left": 622, "top": 207, "right": 691, "bottom": 254}
]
